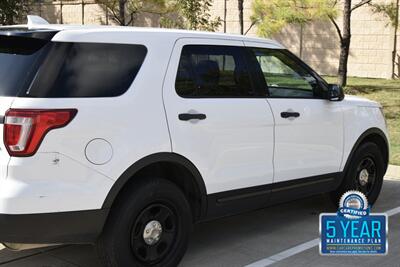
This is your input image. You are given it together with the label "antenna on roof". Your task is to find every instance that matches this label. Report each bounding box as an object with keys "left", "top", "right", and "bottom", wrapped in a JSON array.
[{"left": 27, "top": 15, "right": 50, "bottom": 26}]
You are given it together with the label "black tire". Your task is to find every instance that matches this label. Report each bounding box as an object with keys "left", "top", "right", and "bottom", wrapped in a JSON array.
[
  {"left": 96, "top": 178, "right": 192, "bottom": 267},
  {"left": 331, "top": 142, "right": 385, "bottom": 206}
]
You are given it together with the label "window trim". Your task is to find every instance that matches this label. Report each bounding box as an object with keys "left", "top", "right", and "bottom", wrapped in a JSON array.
[
  {"left": 174, "top": 44, "right": 266, "bottom": 99},
  {"left": 246, "top": 47, "right": 330, "bottom": 100}
]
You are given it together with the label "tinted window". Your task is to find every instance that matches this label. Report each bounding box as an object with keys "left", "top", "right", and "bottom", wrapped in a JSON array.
[
  {"left": 175, "top": 45, "right": 255, "bottom": 98},
  {"left": 0, "top": 36, "right": 49, "bottom": 97},
  {"left": 27, "top": 43, "right": 147, "bottom": 98},
  {"left": 250, "top": 48, "right": 323, "bottom": 98}
]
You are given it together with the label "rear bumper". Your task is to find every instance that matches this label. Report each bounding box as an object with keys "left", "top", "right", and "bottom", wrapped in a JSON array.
[{"left": 0, "top": 209, "right": 108, "bottom": 244}]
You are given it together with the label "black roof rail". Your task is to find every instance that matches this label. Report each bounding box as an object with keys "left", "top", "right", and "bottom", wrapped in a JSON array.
[
  {"left": 0, "top": 28, "right": 58, "bottom": 40},
  {"left": 0, "top": 15, "right": 57, "bottom": 40}
]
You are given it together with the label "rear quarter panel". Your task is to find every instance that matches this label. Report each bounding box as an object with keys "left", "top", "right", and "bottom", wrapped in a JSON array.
[{"left": 9, "top": 33, "right": 175, "bottom": 183}]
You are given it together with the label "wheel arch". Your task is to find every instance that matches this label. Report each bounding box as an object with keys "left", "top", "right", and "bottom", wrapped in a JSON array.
[
  {"left": 102, "top": 153, "right": 208, "bottom": 222},
  {"left": 343, "top": 127, "right": 389, "bottom": 176}
]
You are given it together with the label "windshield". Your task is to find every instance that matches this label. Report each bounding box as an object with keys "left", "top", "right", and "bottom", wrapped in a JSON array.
[{"left": 0, "top": 36, "right": 49, "bottom": 97}]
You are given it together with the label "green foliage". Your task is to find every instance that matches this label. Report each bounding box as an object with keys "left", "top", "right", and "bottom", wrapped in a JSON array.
[
  {"left": 251, "top": 0, "right": 337, "bottom": 37},
  {"left": 158, "top": 1, "right": 186, "bottom": 29},
  {"left": 0, "top": 0, "right": 31, "bottom": 25},
  {"left": 159, "top": 12, "right": 185, "bottom": 29},
  {"left": 160, "top": 0, "right": 221, "bottom": 31},
  {"left": 97, "top": 0, "right": 167, "bottom": 26},
  {"left": 371, "top": 2, "right": 399, "bottom": 27},
  {"left": 97, "top": 0, "right": 220, "bottom": 31}
]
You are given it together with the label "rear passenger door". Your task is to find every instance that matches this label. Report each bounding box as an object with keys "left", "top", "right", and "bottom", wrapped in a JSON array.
[{"left": 163, "top": 38, "right": 274, "bottom": 195}]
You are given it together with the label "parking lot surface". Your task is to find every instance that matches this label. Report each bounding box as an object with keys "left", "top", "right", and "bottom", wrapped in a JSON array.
[{"left": 1, "top": 173, "right": 399, "bottom": 267}]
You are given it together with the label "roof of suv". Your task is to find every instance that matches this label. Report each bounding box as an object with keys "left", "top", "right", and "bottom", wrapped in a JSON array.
[{"left": 0, "top": 23, "right": 284, "bottom": 49}]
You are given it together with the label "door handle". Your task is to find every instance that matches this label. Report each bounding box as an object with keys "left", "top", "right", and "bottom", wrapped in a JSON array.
[
  {"left": 280, "top": 111, "right": 300, "bottom": 119},
  {"left": 178, "top": 113, "right": 207, "bottom": 121}
]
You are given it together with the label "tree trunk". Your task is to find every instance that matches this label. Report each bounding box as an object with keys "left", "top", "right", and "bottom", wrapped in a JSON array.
[
  {"left": 338, "top": 0, "right": 352, "bottom": 87},
  {"left": 223, "top": 0, "right": 227, "bottom": 33},
  {"left": 119, "top": 0, "right": 126, "bottom": 26},
  {"left": 392, "top": 0, "right": 399, "bottom": 78},
  {"left": 299, "top": 24, "right": 304, "bottom": 59},
  {"left": 238, "top": 0, "right": 244, "bottom": 35}
]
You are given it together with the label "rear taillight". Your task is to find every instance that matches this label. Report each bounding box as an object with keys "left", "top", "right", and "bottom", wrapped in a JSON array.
[{"left": 4, "top": 109, "right": 77, "bottom": 157}]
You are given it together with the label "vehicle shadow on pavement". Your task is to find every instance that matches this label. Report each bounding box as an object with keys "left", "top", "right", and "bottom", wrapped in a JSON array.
[{"left": 0, "top": 179, "right": 398, "bottom": 267}]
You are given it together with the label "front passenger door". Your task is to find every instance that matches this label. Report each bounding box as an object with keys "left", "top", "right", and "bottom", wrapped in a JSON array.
[{"left": 245, "top": 44, "right": 344, "bottom": 183}]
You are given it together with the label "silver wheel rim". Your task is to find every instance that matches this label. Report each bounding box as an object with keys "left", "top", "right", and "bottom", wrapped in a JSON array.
[
  {"left": 143, "top": 220, "right": 163, "bottom": 246},
  {"left": 355, "top": 157, "right": 377, "bottom": 196},
  {"left": 358, "top": 168, "right": 369, "bottom": 186}
]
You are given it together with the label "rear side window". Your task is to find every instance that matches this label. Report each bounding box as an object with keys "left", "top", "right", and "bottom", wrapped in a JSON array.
[
  {"left": 26, "top": 43, "right": 147, "bottom": 98},
  {"left": 175, "top": 45, "right": 255, "bottom": 98},
  {"left": 0, "top": 36, "right": 48, "bottom": 97}
]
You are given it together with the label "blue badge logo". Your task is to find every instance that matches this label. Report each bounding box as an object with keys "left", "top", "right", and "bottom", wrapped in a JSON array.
[
  {"left": 338, "top": 191, "right": 370, "bottom": 219},
  {"left": 320, "top": 191, "right": 388, "bottom": 255}
]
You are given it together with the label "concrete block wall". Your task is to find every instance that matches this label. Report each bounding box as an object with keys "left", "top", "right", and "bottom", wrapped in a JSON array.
[
  {"left": 209, "top": 0, "right": 399, "bottom": 79},
  {"left": 27, "top": 0, "right": 399, "bottom": 79}
]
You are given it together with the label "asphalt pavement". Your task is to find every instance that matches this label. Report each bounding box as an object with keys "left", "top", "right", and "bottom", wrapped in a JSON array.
[{"left": 0, "top": 170, "right": 399, "bottom": 267}]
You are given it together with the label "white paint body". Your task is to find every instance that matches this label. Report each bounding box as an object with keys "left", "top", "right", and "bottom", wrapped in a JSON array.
[{"left": 0, "top": 25, "right": 388, "bottom": 215}]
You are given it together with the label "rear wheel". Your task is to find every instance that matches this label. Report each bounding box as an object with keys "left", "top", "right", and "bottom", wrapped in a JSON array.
[
  {"left": 97, "top": 178, "right": 192, "bottom": 267},
  {"left": 331, "top": 142, "right": 385, "bottom": 206}
]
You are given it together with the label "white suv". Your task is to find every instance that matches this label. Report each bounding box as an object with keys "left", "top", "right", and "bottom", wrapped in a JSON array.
[{"left": 0, "top": 16, "right": 389, "bottom": 267}]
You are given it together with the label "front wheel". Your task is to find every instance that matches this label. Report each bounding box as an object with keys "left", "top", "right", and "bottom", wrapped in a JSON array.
[
  {"left": 331, "top": 142, "right": 386, "bottom": 206},
  {"left": 97, "top": 178, "right": 192, "bottom": 267}
]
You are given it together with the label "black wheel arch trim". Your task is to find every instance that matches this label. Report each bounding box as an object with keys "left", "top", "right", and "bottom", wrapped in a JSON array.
[
  {"left": 342, "top": 127, "right": 389, "bottom": 180},
  {"left": 102, "top": 152, "right": 208, "bottom": 219}
]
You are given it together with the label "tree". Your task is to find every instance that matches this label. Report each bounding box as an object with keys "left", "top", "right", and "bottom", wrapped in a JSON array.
[
  {"left": 328, "top": 0, "right": 374, "bottom": 86},
  {"left": 238, "top": 0, "right": 244, "bottom": 34},
  {"left": 251, "top": 0, "right": 392, "bottom": 87},
  {"left": 371, "top": 1, "right": 399, "bottom": 27},
  {"left": 251, "top": 0, "right": 336, "bottom": 58},
  {"left": 160, "top": 0, "right": 222, "bottom": 31},
  {"left": 0, "top": 0, "right": 31, "bottom": 25},
  {"left": 97, "top": 0, "right": 167, "bottom": 26},
  {"left": 371, "top": 1, "right": 399, "bottom": 78}
]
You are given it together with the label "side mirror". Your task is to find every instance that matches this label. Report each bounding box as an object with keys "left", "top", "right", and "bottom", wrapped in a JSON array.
[{"left": 327, "top": 84, "right": 344, "bottom": 101}]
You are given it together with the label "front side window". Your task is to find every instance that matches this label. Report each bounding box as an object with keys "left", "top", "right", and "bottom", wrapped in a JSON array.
[
  {"left": 250, "top": 48, "right": 323, "bottom": 98},
  {"left": 175, "top": 45, "right": 255, "bottom": 98}
]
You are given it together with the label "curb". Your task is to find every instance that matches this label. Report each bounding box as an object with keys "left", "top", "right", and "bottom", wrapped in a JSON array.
[{"left": 386, "top": 165, "right": 400, "bottom": 179}]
